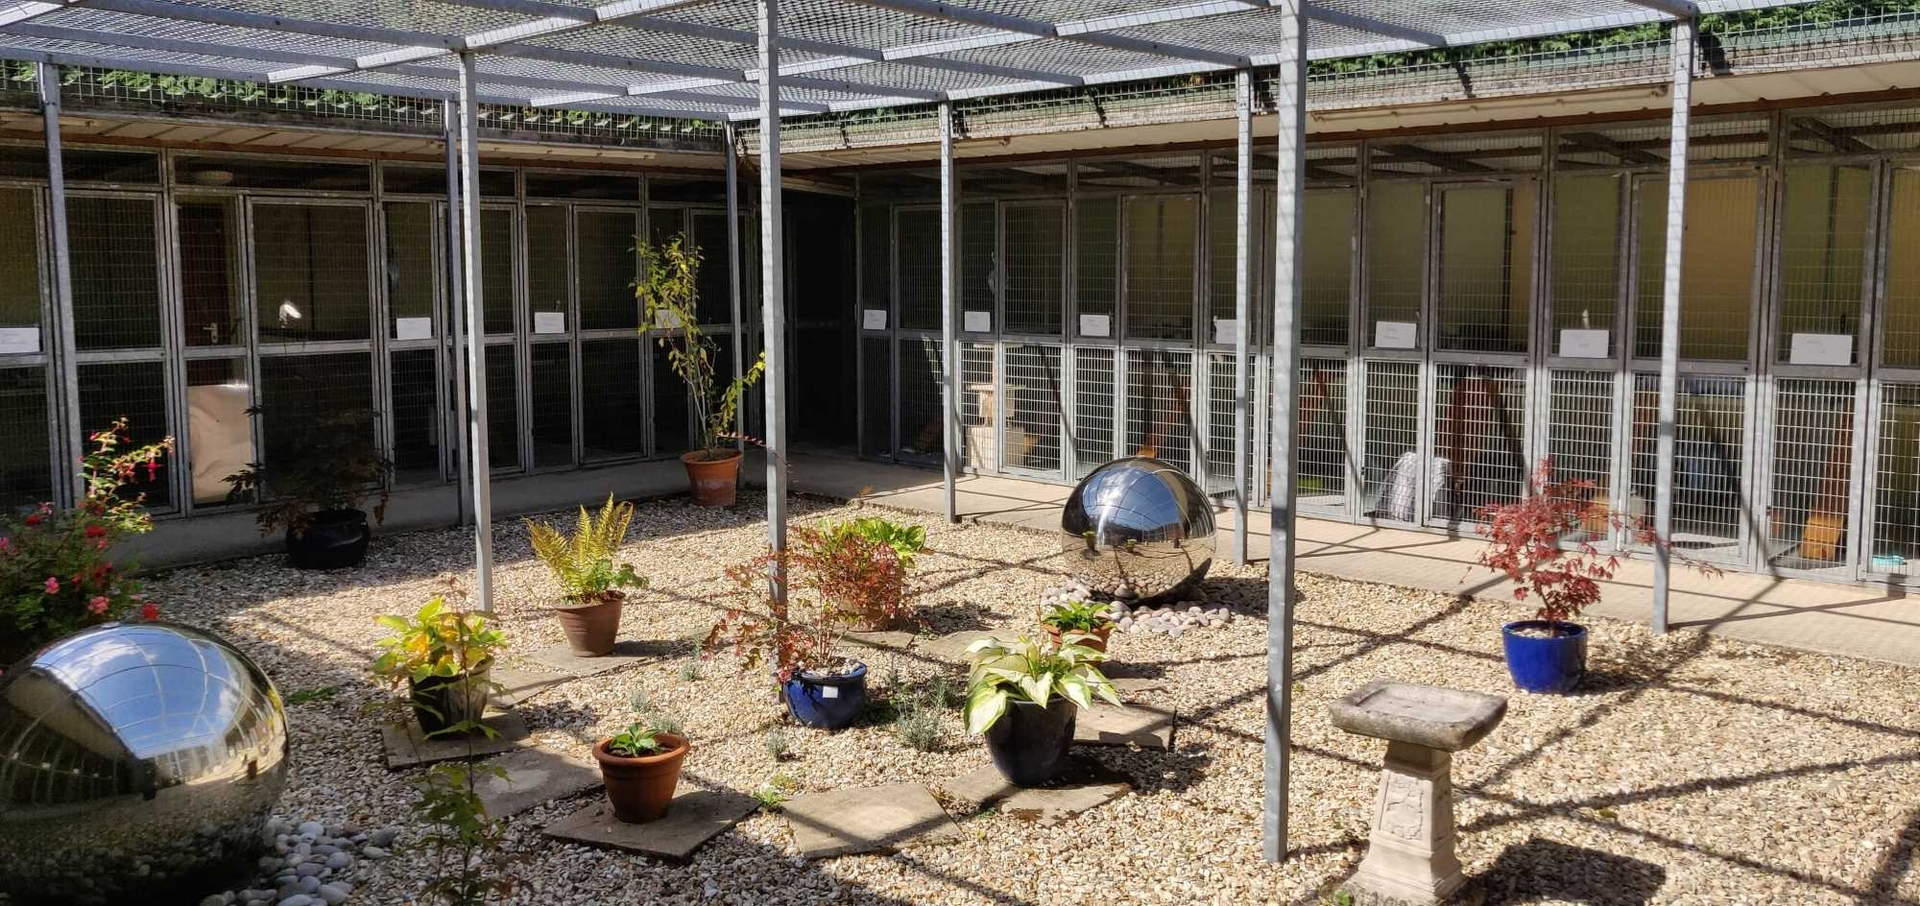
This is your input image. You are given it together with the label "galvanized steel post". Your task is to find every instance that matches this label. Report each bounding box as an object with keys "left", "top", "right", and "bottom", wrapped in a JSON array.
[
  {"left": 443, "top": 98, "right": 473, "bottom": 529},
  {"left": 940, "top": 100, "right": 959, "bottom": 525},
  {"left": 1652, "top": 19, "right": 1695, "bottom": 635},
  {"left": 759, "top": 0, "right": 790, "bottom": 585},
  {"left": 1233, "top": 69, "right": 1253, "bottom": 567},
  {"left": 725, "top": 120, "right": 746, "bottom": 457},
  {"left": 1265, "top": 0, "right": 1307, "bottom": 864},
  {"left": 38, "top": 63, "right": 82, "bottom": 507},
  {"left": 456, "top": 53, "right": 494, "bottom": 611}
]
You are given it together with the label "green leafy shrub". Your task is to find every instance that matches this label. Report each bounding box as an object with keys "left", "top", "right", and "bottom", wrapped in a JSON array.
[
  {"left": 962, "top": 636, "right": 1121, "bottom": 735},
  {"left": 224, "top": 408, "right": 391, "bottom": 538},
  {"left": 372, "top": 596, "right": 507, "bottom": 685}
]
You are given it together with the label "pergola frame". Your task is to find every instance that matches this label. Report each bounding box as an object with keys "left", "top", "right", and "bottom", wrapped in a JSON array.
[{"left": 5, "top": 0, "right": 1730, "bottom": 861}]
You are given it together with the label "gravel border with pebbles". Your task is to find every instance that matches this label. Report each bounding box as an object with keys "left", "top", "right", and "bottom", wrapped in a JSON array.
[{"left": 141, "top": 491, "right": 1920, "bottom": 905}]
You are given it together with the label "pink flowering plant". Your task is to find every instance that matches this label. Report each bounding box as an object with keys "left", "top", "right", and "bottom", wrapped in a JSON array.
[{"left": 0, "top": 419, "right": 173, "bottom": 663}]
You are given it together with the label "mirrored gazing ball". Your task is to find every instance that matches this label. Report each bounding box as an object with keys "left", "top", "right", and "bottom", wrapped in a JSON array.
[
  {"left": 1061, "top": 456, "right": 1217, "bottom": 603},
  {"left": 0, "top": 622, "right": 289, "bottom": 905}
]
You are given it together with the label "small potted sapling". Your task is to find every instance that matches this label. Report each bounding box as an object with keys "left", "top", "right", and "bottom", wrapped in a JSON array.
[
  {"left": 373, "top": 595, "right": 507, "bottom": 736},
  {"left": 819, "top": 515, "right": 926, "bottom": 631},
  {"left": 526, "top": 495, "right": 648, "bottom": 657},
  {"left": 1474, "top": 459, "right": 1716, "bottom": 693},
  {"left": 226, "top": 409, "right": 392, "bottom": 570},
  {"left": 1038, "top": 598, "right": 1115, "bottom": 654},
  {"left": 638, "top": 234, "right": 767, "bottom": 507},
  {"left": 593, "top": 693, "right": 689, "bottom": 823},
  {"left": 963, "top": 635, "right": 1121, "bottom": 786}
]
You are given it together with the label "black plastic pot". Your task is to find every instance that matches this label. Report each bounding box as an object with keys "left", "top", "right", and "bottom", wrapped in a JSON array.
[
  {"left": 286, "top": 508, "right": 371, "bottom": 570},
  {"left": 408, "top": 659, "right": 493, "bottom": 738},
  {"left": 983, "top": 696, "right": 1078, "bottom": 787}
]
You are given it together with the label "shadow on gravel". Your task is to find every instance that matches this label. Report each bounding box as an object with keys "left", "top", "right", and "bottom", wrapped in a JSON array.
[{"left": 1473, "top": 838, "right": 1666, "bottom": 905}]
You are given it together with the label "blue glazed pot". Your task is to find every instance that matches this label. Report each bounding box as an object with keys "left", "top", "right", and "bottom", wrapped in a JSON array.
[
  {"left": 1501, "top": 620, "right": 1588, "bottom": 694},
  {"left": 782, "top": 662, "right": 868, "bottom": 730}
]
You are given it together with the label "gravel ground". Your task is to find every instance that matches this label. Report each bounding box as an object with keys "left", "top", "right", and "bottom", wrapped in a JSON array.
[{"left": 146, "top": 490, "right": 1920, "bottom": 906}]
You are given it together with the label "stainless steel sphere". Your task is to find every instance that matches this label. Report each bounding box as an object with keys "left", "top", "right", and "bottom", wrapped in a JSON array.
[
  {"left": 0, "top": 622, "right": 289, "bottom": 905},
  {"left": 1061, "top": 457, "right": 1217, "bottom": 602}
]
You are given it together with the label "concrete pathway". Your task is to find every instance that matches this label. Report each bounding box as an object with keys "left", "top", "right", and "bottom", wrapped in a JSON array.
[{"left": 784, "top": 451, "right": 1920, "bottom": 667}]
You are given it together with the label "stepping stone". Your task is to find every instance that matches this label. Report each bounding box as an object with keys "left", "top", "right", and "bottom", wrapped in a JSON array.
[
  {"left": 781, "top": 783, "right": 961, "bottom": 859},
  {"left": 382, "top": 713, "right": 530, "bottom": 770},
  {"left": 1110, "top": 675, "right": 1168, "bottom": 695},
  {"left": 491, "top": 665, "right": 571, "bottom": 708},
  {"left": 1074, "top": 701, "right": 1174, "bottom": 750},
  {"left": 474, "top": 746, "right": 603, "bottom": 819},
  {"left": 938, "top": 758, "right": 1132, "bottom": 825},
  {"left": 516, "top": 638, "right": 684, "bottom": 678},
  {"left": 845, "top": 630, "right": 917, "bottom": 652},
  {"left": 544, "top": 791, "right": 759, "bottom": 863},
  {"left": 921, "top": 630, "right": 1001, "bottom": 663}
]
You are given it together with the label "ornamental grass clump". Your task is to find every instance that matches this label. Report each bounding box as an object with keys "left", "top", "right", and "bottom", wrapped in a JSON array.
[{"left": 0, "top": 418, "right": 172, "bottom": 663}]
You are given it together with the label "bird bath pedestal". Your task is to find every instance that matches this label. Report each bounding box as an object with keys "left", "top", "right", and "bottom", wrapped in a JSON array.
[{"left": 1329, "top": 681, "right": 1508, "bottom": 905}]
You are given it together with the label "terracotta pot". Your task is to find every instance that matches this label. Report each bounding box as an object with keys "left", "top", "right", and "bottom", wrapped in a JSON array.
[
  {"left": 1045, "top": 623, "right": 1112, "bottom": 654},
  {"left": 594, "top": 733, "right": 689, "bottom": 823},
  {"left": 554, "top": 595, "right": 623, "bottom": 657},
  {"left": 681, "top": 450, "right": 742, "bottom": 507}
]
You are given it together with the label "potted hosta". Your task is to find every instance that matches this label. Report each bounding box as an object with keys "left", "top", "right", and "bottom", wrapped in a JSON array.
[
  {"left": 819, "top": 515, "right": 926, "bottom": 631},
  {"left": 963, "top": 635, "right": 1121, "bottom": 786},
  {"left": 527, "top": 494, "right": 648, "bottom": 656},
  {"left": 705, "top": 525, "right": 902, "bottom": 730},
  {"left": 594, "top": 694, "right": 690, "bottom": 823},
  {"left": 1475, "top": 459, "right": 1717, "bottom": 694},
  {"left": 638, "top": 234, "right": 766, "bottom": 507},
  {"left": 373, "top": 595, "right": 507, "bottom": 737},
  {"left": 1038, "top": 599, "right": 1114, "bottom": 654},
  {"left": 226, "top": 409, "right": 392, "bottom": 570},
  {"left": 0, "top": 419, "right": 171, "bottom": 664}
]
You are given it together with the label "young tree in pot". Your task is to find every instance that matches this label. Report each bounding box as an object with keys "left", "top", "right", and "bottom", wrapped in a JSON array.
[
  {"left": 963, "top": 635, "right": 1120, "bottom": 786},
  {"left": 637, "top": 234, "right": 767, "bottom": 507},
  {"left": 593, "top": 693, "right": 689, "bottom": 823},
  {"left": 1038, "top": 599, "right": 1115, "bottom": 654},
  {"left": 1474, "top": 459, "right": 1718, "bottom": 694},
  {"left": 373, "top": 595, "right": 507, "bottom": 737},
  {"left": 226, "top": 409, "right": 392, "bottom": 570},
  {"left": 527, "top": 495, "right": 648, "bottom": 657},
  {"left": 817, "top": 516, "right": 926, "bottom": 632}
]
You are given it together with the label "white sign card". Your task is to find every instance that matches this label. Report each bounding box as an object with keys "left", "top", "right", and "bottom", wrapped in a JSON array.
[
  {"left": 963, "top": 310, "right": 992, "bottom": 333},
  {"left": 393, "top": 317, "right": 433, "bottom": 341},
  {"left": 820, "top": 685, "right": 839, "bottom": 699},
  {"left": 862, "top": 309, "right": 888, "bottom": 331},
  {"left": 1212, "top": 318, "right": 1239, "bottom": 346},
  {"left": 0, "top": 327, "right": 40, "bottom": 354},
  {"left": 1078, "top": 314, "right": 1111, "bottom": 337},
  {"left": 1789, "top": 332, "right": 1852, "bottom": 366},
  {"left": 654, "top": 309, "right": 682, "bottom": 329},
  {"left": 534, "top": 311, "right": 567, "bottom": 334},
  {"left": 1558, "top": 328, "right": 1610, "bottom": 359},
  {"left": 1374, "top": 321, "right": 1418, "bottom": 350}
]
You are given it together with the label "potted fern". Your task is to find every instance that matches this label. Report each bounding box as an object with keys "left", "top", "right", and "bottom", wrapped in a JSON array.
[
  {"left": 593, "top": 692, "right": 689, "bottom": 823},
  {"left": 963, "top": 635, "right": 1120, "bottom": 786},
  {"left": 526, "top": 495, "right": 648, "bottom": 657},
  {"left": 638, "top": 234, "right": 766, "bottom": 507}
]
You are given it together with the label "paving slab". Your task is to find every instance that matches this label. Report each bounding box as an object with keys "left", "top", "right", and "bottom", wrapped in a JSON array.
[
  {"left": 516, "top": 638, "right": 686, "bottom": 678},
  {"left": 921, "top": 630, "right": 1002, "bottom": 663},
  {"left": 1109, "top": 675, "right": 1168, "bottom": 695},
  {"left": 844, "top": 629, "right": 917, "bottom": 652},
  {"left": 544, "top": 791, "right": 759, "bottom": 863},
  {"left": 782, "top": 782, "right": 962, "bottom": 859},
  {"left": 1074, "top": 701, "right": 1174, "bottom": 750},
  {"left": 381, "top": 713, "right": 530, "bottom": 770},
  {"left": 475, "top": 746, "right": 603, "bottom": 819},
  {"left": 491, "top": 665, "right": 572, "bottom": 708},
  {"left": 938, "top": 758, "right": 1132, "bottom": 825}
]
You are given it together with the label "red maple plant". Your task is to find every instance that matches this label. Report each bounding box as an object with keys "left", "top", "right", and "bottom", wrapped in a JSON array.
[
  {"left": 704, "top": 524, "right": 917, "bottom": 682},
  {"left": 1474, "top": 459, "right": 1665, "bottom": 636}
]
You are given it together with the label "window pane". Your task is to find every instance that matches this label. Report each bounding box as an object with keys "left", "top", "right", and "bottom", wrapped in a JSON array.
[
  {"left": 383, "top": 201, "right": 436, "bottom": 335},
  {"left": 1124, "top": 195, "right": 1196, "bottom": 341},
  {"left": 484, "top": 344, "right": 519, "bottom": 472},
  {"left": 77, "top": 360, "right": 170, "bottom": 509},
  {"left": 1003, "top": 203, "right": 1063, "bottom": 335},
  {"left": 652, "top": 347, "right": 689, "bottom": 455},
  {"left": 258, "top": 354, "right": 372, "bottom": 483},
  {"left": 483, "top": 208, "right": 514, "bottom": 336},
  {"left": 961, "top": 201, "right": 995, "bottom": 325},
  {"left": 1550, "top": 174, "right": 1622, "bottom": 357},
  {"left": 389, "top": 348, "right": 441, "bottom": 485},
  {"left": 1303, "top": 188, "right": 1354, "bottom": 347},
  {"left": 531, "top": 342, "right": 573, "bottom": 468},
  {"left": 1365, "top": 181, "right": 1423, "bottom": 347},
  {"left": 896, "top": 207, "right": 940, "bottom": 331},
  {"left": 0, "top": 188, "right": 40, "bottom": 344},
  {"left": 178, "top": 157, "right": 368, "bottom": 192},
  {"left": 0, "top": 366, "right": 50, "bottom": 511},
  {"left": 1004, "top": 344, "right": 1062, "bottom": 473},
  {"left": 1207, "top": 187, "right": 1237, "bottom": 331},
  {"left": 1075, "top": 196, "right": 1117, "bottom": 327},
  {"left": 184, "top": 357, "right": 252, "bottom": 506},
  {"left": 1888, "top": 168, "right": 1920, "bottom": 368},
  {"left": 254, "top": 204, "right": 370, "bottom": 344},
  {"left": 70, "top": 195, "right": 160, "bottom": 350},
  {"left": 1635, "top": 177, "right": 1758, "bottom": 361},
  {"left": 577, "top": 211, "right": 638, "bottom": 331},
  {"left": 1776, "top": 164, "right": 1872, "bottom": 363},
  {"left": 1125, "top": 348, "right": 1192, "bottom": 473},
  {"left": 527, "top": 205, "right": 570, "bottom": 328},
  {"left": 649, "top": 207, "right": 685, "bottom": 245},
  {"left": 1436, "top": 182, "right": 1534, "bottom": 354},
  {"left": 177, "top": 198, "right": 245, "bottom": 348},
  {"left": 581, "top": 339, "right": 641, "bottom": 459}
]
